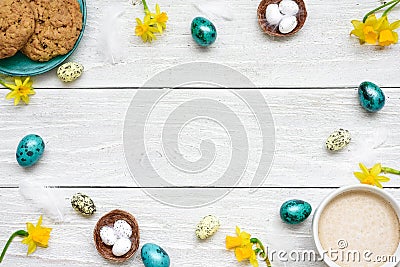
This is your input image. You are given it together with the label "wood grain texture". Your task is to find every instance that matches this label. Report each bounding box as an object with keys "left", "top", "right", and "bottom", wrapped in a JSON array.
[
  {"left": 17, "top": 0, "right": 400, "bottom": 88},
  {"left": 2, "top": 187, "right": 399, "bottom": 267},
  {"left": 0, "top": 89, "right": 399, "bottom": 188}
]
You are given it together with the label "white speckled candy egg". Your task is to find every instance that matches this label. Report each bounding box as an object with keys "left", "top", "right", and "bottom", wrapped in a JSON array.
[
  {"left": 114, "top": 220, "right": 132, "bottom": 238},
  {"left": 265, "top": 4, "right": 284, "bottom": 25},
  {"left": 279, "top": 0, "right": 299, "bottom": 16},
  {"left": 279, "top": 15, "right": 298, "bottom": 34},
  {"left": 195, "top": 215, "right": 220, "bottom": 240},
  {"left": 112, "top": 237, "right": 132, "bottom": 257},
  {"left": 326, "top": 129, "right": 351, "bottom": 152},
  {"left": 71, "top": 193, "right": 96, "bottom": 216},
  {"left": 57, "top": 62, "right": 84, "bottom": 82},
  {"left": 100, "top": 226, "right": 118, "bottom": 246}
]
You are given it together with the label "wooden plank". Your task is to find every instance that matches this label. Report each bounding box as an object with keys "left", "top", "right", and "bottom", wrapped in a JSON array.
[
  {"left": 19, "top": 0, "right": 400, "bottom": 88},
  {"left": 2, "top": 187, "right": 396, "bottom": 266},
  {"left": 0, "top": 89, "right": 398, "bottom": 188}
]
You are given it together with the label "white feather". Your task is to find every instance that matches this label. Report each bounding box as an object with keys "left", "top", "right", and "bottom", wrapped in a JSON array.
[
  {"left": 97, "top": 6, "right": 126, "bottom": 64},
  {"left": 194, "top": 0, "right": 233, "bottom": 21},
  {"left": 347, "top": 128, "right": 389, "bottom": 165},
  {"left": 19, "top": 180, "right": 67, "bottom": 222}
]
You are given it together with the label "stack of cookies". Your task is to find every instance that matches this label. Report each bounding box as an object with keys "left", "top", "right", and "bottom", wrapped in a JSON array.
[{"left": 0, "top": 0, "right": 82, "bottom": 62}]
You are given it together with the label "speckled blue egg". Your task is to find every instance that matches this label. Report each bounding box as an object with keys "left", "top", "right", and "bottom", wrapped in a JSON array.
[
  {"left": 358, "top": 81, "right": 385, "bottom": 112},
  {"left": 280, "top": 199, "right": 312, "bottom": 224},
  {"left": 191, "top": 17, "right": 217, "bottom": 47},
  {"left": 16, "top": 134, "right": 45, "bottom": 167},
  {"left": 141, "top": 243, "right": 170, "bottom": 267}
]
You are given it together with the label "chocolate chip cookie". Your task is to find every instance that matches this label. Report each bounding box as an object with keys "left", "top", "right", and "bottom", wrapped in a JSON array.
[
  {"left": 0, "top": 0, "right": 35, "bottom": 59},
  {"left": 21, "top": 0, "right": 82, "bottom": 62}
]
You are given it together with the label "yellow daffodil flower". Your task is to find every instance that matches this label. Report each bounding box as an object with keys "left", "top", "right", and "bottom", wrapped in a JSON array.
[
  {"left": 351, "top": 14, "right": 380, "bottom": 44},
  {"left": 21, "top": 215, "right": 52, "bottom": 255},
  {"left": 376, "top": 17, "right": 400, "bottom": 46},
  {"left": 226, "top": 226, "right": 251, "bottom": 249},
  {"left": 0, "top": 76, "right": 35, "bottom": 105},
  {"left": 135, "top": 14, "right": 158, "bottom": 42},
  {"left": 350, "top": 0, "right": 400, "bottom": 47},
  {"left": 0, "top": 216, "right": 52, "bottom": 263},
  {"left": 226, "top": 226, "right": 271, "bottom": 267},
  {"left": 151, "top": 4, "right": 168, "bottom": 33},
  {"left": 135, "top": 0, "right": 168, "bottom": 42},
  {"left": 354, "top": 163, "right": 390, "bottom": 188}
]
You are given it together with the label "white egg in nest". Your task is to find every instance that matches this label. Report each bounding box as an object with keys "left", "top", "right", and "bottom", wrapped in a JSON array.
[
  {"left": 100, "top": 226, "right": 118, "bottom": 246},
  {"left": 279, "top": 0, "right": 299, "bottom": 16},
  {"left": 279, "top": 15, "right": 298, "bottom": 34},
  {"left": 112, "top": 238, "right": 132, "bottom": 257},
  {"left": 265, "top": 4, "right": 284, "bottom": 25},
  {"left": 113, "top": 220, "right": 132, "bottom": 238}
]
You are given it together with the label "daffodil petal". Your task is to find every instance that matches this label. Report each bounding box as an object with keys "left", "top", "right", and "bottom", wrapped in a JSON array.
[
  {"left": 377, "top": 175, "right": 390, "bottom": 182},
  {"left": 6, "top": 90, "right": 17, "bottom": 100},
  {"left": 5, "top": 84, "right": 18, "bottom": 90},
  {"left": 375, "top": 180, "right": 383, "bottom": 188},
  {"left": 370, "top": 163, "right": 382, "bottom": 176},
  {"left": 22, "top": 77, "right": 31, "bottom": 86},
  {"left": 226, "top": 236, "right": 242, "bottom": 249},
  {"left": 393, "top": 31, "right": 399, "bottom": 43},
  {"left": 354, "top": 172, "right": 366, "bottom": 181},
  {"left": 390, "top": 20, "right": 400, "bottom": 30},
  {"left": 14, "top": 78, "right": 22, "bottom": 87},
  {"left": 351, "top": 19, "right": 363, "bottom": 28},
  {"left": 21, "top": 236, "right": 31, "bottom": 245},
  {"left": 22, "top": 96, "right": 30, "bottom": 104},
  {"left": 359, "top": 163, "right": 369, "bottom": 176},
  {"left": 376, "top": 16, "right": 390, "bottom": 31},
  {"left": 14, "top": 96, "right": 20, "bottom": 106},
  {"left": 156, "top": 3, "right": 160, "bottom": 14},
  {"left": 365, "top": 14, "right": 378, "bottom": 26},
  {"left": 27, "top": 241, "right": 37, "bottom": 255},
  {"left": 235, "top": 226, "right": 241, "bottom": 235}
]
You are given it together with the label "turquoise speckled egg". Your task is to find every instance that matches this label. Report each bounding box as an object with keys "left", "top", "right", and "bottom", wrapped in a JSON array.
[
  {"left": 358, "top": 81, "right": 385, "bottom": 112},
  {"left": 141, "top": 243, "right": 170, "bottom": 267},
  {"left": 16, "top": 134, "right": 45, "bottom": 167},
  {"left": 280, "top": 199, "right": 312, "bottom": 224},
  {"left": 191, "top": 17, "right": 217, "bottom": 47}
]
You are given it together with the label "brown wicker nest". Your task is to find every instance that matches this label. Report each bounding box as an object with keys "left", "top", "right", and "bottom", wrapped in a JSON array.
[
  {"left": 93, "top": 209, "right": 140, "bottom": 262},
  {"left": 257, "top": 0, "right": 307, "bottom": 37}
]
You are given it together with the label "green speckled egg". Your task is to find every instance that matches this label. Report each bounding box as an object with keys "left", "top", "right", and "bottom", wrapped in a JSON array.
[
  {"left": 57, "top": 62, "right": 84, "bottom": 82},
  {"left": 141, "top": 243, "right": 170, "bottom": 267},
  {"left": 358, "top": 81, "right": 385, "bottom": 112},
  {"left": 71, "top": 193, "right": 96, "bottom": 216},
  {"left": 16, "top": 134, "right": 45, "bottom": 167},
  {"left": 191, "top": 17, "right": 217, "bottom": 47},
  {"left": 280, "top": 199, "right": 312, "bottom": 224}
]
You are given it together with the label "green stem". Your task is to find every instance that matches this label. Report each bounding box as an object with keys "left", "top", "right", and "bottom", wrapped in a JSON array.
[
  {"left": 363, "top": 0, "right": 399, "bottom": 22},
  {"left": 250, "top": 238, "right": 272, "bottom": 267},
  {"left": 383, "top": 0, "right": 400, "bottom": 16},
  {"left": 142, "top": 0, "right": 150, "bottom": 14},
  {"left": 0, "top": 230, "right": 28, "bottom": 263},
  {"left": 382, "top": 167, "right": 400, "bottom": 175}
]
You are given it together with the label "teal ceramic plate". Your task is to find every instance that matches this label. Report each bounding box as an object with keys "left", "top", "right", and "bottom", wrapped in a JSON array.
[{"left": 0, "top": 0, "right": 87, "bottom": 76}]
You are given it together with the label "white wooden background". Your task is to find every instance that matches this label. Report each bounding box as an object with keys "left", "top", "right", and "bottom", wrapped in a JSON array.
[{"left": 1, "top": 0, "right": 400, "bottom": 266}]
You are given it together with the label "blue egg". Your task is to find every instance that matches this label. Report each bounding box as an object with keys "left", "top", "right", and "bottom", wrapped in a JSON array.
[
  {"left": 191, "top": 17, "right": 217, "bottom": 47},
  {"left": 358, "top": 81, "right": 385, "bottom": 112},
  {"left": 280, "top": 199, "right": 312, "bottom": 224},
  {"left": 16, "top": 134, "right": 45, "bottom": 167},
  {"left": 141, "top": 243, "right": 170, "bottom": 267}
]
